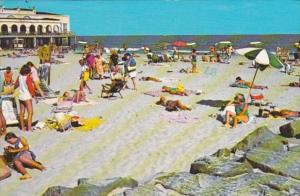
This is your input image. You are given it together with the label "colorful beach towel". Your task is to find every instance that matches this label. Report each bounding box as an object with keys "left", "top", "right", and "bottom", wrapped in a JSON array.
[
  {"left": 42, "top": 98, "right": 99, "bottom": 106},
  {"left": 74, "top": 117, "right": 104, "bottom": 132}
]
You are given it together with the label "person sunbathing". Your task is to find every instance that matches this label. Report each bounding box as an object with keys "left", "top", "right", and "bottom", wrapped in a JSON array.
[
  {"left": 288, "top": 82, "right": 300, "bottom": 87},
  {"left": 4, "top": 132, "right": 46, "bottom": 180},
  {"left": 235, "top": 77, "right": 268, "bottom": 89},
  {"left": 162, "top": 86, "right": 188, "bottom": 96},
  {"left": 260, "top": 108, "right": 300, "bottom": 118},
  {"left": 139, "top": 76, "right": 162, "bottom": 82},
  {"left": 223, "top": 93, "right": 249, "bottom": 128},
  {"left": 60, "top": 88, "right": 88, "bottom": 104},
  {"left": 156, "top": 96, "right": 191, "bottom": 111}
]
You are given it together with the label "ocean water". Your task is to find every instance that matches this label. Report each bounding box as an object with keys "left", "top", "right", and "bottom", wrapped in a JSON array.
[{"left": 3, "top": 0, "right": 300, "bottom": 36}]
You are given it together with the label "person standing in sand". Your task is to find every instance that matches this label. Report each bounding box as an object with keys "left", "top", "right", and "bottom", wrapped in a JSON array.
[
  {"left": 95, "top": 53, "right": 104, "bottom": 79},
  {"left": 4, "top": 132, "right": 46, "bottom": 180},
  {"left": 14, "top": 65, "right": 36, "bottom": 132},
  {"left": 190, "top": 49, "right": 198, "bottom": 73},
  {"left": 27, "top": 61, "right": 45, "bottom": 97}
]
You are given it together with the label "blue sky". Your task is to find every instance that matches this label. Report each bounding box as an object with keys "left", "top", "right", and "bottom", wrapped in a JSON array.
[{"left": 3, "top": 0, "right": 300, "bottom": 35}]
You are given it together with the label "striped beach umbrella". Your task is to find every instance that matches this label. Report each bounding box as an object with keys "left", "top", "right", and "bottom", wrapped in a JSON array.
[
  {"left": 236, "top": 47, "right": 284, "bottom": 69},
  {"left": 236, "top": 47, "right": 284, "bottom": 97}
]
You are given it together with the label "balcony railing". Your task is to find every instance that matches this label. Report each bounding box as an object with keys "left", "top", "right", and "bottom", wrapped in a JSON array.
[{"left": 0, "top": 31, "right": 75, "bottom": 36}]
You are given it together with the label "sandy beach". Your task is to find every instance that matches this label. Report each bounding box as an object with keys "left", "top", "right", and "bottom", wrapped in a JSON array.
[{"left": 0, "top": 52, "right": 299, "bottom": 195}]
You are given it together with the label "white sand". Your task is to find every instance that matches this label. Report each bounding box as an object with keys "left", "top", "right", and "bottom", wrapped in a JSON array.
[{"left": 0, "top": 52, "right": 299, "bottom": 195}]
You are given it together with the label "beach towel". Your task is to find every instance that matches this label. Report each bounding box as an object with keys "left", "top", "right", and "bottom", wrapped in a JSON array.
[
  {"left": 74, "top": 117, "right": 104, "bottom": 132},
  {"left": 160, "top": 112, "right": 199, "bottom": 123}
]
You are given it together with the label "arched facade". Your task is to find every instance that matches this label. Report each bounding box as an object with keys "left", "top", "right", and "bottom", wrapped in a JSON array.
[
  {"left": 20, "top": 25, "right": 26, "bottom": 33},
  {"left": 11, "top": 24, "right": 18, "bottom": 33},
  {"left": 53, "top": 25, "right": 60, "bottom": 33},
  {"left": 29, "top": 25, "right": 35, "bottom": 34},
  {"left": 37, "top": 25, "right": 43, "bottom": 34},
  {"left": 1, "top": 24, "right": 8, "bottom": 33},
  {"left": 46, "top": 25, "right": 52, "bottom": 33}
]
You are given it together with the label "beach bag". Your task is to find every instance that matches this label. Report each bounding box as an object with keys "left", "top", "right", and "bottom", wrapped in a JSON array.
[
  {"left": 126, "top": 58, "right": 137, "bottom": 72},
  {"left": 83, "top": 71, "right": 90, "bottom": 81}
]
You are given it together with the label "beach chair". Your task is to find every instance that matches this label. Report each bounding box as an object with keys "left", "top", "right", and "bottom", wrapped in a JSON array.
[
  {"left": 1, "top": 95, "right": 19, "bottom": 125},
  {"left": 250, "top": 93, "right": 267, "bottom": 106},
  {"left": 52, "top": 100, "right": 73, "bottom": 113},
  {"left": 38, "top": 79, "right": 59, "bottom": 99},
  {"left": 101, "top": 80, "right": 126, "bottom": 99}
]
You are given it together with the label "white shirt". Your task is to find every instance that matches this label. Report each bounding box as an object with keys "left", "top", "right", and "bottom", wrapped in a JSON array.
[{"left": 19, "top": 75, "right": 32, "bottom": 101}]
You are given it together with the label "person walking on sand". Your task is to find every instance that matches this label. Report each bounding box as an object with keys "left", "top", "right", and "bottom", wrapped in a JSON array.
[
  {"left": 190, "top": 49, "right": 198, "bottom": 73},
  {"left": 4, "top": 132, "right": 46, "bottom": 180},
  {"left": 14, "top": 65, "right": 36, "bottom": 132},
  {"left": 79, "top": 59, "right": 92, "bottom": 94},
  {"left": 124, "top": 53, "right": 137, "bottom": 90}
]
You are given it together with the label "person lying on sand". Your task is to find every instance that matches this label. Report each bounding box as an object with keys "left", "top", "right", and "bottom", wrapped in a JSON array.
[
  {"left": 223, "top": 93, "right": 249, "bottom": 128},
  {"left": 162, "top": 86, "right": 188, "bottom": 96},
  {"left": 235, "top": 77, "right": 268, "bottom": 89},
  {"left": 4, "top": 132, "right": 46, "bottom": 180},
  {"left": 60, "top": 89, "right": 88, "bottom": 104},
  {"left": 139, "top": 76, "right": 162, "bottom": 82},
  {"left": 259, "top": 108, "right": 300, "bottom": 118},
  {"left": 156, "top": 96, "right": 191, "bottom": 111}
]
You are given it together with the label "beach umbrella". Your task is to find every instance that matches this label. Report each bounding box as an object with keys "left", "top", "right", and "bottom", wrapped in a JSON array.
[
  {"left": 249, "top": 41, "right": 264, "bottom": 48},
  {"left": 236, "top": 47, "right": 284, "bottom": 96},
  {"left": 215, "top": 41, "right": 232, "bottom": 49},
  {"left": 172, "top": 41, "right": 187, "bottom": 47}
]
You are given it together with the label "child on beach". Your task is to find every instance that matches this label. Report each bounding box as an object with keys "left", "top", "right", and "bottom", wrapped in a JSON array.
[
  {"left": 4, "top": 132, "right": 46, "bottom": 180},
  {"left": 235, "top": 77, "right": 268, "bottom": 89},
  {"left": 79, "top": 59, "right": 92, "bottom": 93},
  {"left": 156, "top": 96, "right": 191, "bottom": 111},
  {"left": 223, "top": 93, "right": 249, "bottom": 128},
  {"left": 3, "top": 66, "right": 13, "bottom": 86},
  {"left": 14, "top": 65, "right": 36, "bottom": 132}
]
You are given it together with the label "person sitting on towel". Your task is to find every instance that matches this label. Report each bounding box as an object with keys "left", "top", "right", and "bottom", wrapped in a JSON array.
[
  {"left": 223, "top": 93, "right": 249, "bottom": 128},
  {"left": 139, "top": 76, "right": 162, "bottom": 82},
  {"left": 235, "top": 76, "right": 268, "bottom": 89},
  {"left": 156, "top": 96, "right": 191, "bottom": 111},
  {"left": 3, "top": 66, "right": 13, "bottom": 86}
]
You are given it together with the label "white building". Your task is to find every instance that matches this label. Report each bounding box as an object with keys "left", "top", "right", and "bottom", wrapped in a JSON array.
[{"left": 0, "top": 7, "right": 75, "bottom": 49}]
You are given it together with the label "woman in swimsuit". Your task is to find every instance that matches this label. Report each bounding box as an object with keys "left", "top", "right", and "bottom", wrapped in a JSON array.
[{"left": 4, "top": 132, "right": 46, "bottom": 180}]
